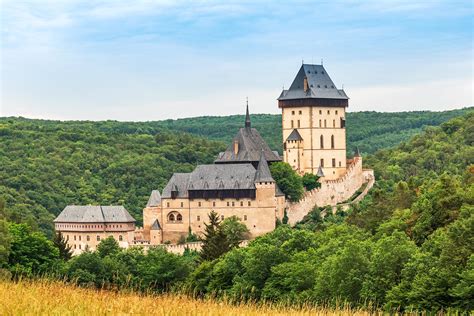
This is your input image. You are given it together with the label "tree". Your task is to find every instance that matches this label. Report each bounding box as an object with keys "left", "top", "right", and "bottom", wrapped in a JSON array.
[
  {"left": 269, "top": 162, "right": 304, "bottom": 202},
  {"left": 221, "top": 216, "right": 250, "bottom": 248},
  {"left": 97, "top": 236, "right": 121, "bottom": 258},
  {"left": 200, "top": 211, "right": 229, "bottom": 261},
  {"left": 0, "top": 220, "right": 11, "bottom": 269},
  {"left": 302, "top": 173, "right": 320, "bottom": 191},
  {"left": 53, "top": 232, "right": 73, "bottom": 261}
]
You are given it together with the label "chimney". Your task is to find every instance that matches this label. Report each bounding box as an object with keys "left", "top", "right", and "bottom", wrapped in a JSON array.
[
  {"left": 303, "top": 76, "right": 308, "bottom": 93},
  {"left": 234, "top": 140, "right": 239, "bottom": 155}
]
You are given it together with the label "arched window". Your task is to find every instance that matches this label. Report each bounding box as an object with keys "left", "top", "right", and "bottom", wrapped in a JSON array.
[
  {"left": 176, "top": 214, "right": 183, "bottom": 221},
  {"left": 168, "top": 212, "right": 183, "bottom": 222},
  {"left": 119, "top": 235, "right": 123, "bottom": 241},
  {"left": 331, "top": 135, "right": 335, "bottom": 149},
  {"left": 168, "top": 213, "right": 175, "bottom": 221},
  {"left": 333, "top": 119, "right": 336, "bottom": 127},
  {"left": 324, "top": 120, "right": 327, "bottom": 127},
  {"left": 320, "top": 135, "right": 324, "bottom": 149}
]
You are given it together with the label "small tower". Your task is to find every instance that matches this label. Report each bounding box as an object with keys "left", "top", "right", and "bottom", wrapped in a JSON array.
[
  {"left": 278, "top": 64, "right": 348, "bottom": 180},
  {"left": 255, "top": 151, "right": 276, "bottom": 207},
  {"left": 149, "top": 219, "right": 162, "bottom": 245}
]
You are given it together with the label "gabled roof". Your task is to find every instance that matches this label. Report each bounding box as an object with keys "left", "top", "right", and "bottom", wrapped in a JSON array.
[
  {"left": 215, "top": 106, "right": 281, "bottom": 164},
  {"left": 54, "top": 205, "right": 135, "bottom": 223},
  {"left": 150, "top": 219, "right": 161, "bottom": 230},
  {"left": 255, "top": 152, "right": 274, "bottom": 183},
  {"left": 286, "top": 129, "right": 303, "bottom": 141},
  {"left": 278, "top": 64, "right": 348, "bottom": 101},
  {"left": 161, "top": 173, "right": 191, "bottom": 198},
  {"left": 146, "top": 190, "right": 161, "bottom": 207},
  {"left": 188, "top": 164, "right": 257, "bottom": 191}
]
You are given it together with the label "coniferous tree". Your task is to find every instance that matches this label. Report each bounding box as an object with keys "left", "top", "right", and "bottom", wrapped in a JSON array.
[
  {"left": 53, "top": 231, "right": 72, "bottom": 261},
  {"left": 200, "top": 211, "right": 229, "bottom": 261}
]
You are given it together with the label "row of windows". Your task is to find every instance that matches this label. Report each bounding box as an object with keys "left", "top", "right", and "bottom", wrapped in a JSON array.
[
  {"left": 56, "top": 224, "right": 126, "bottom": 229},
  {"left": 69, "top": 235, "right": 124, "bottom": 243},
  {"left": 290, "top": 119, "right": 340, "bottom": 128},
  {"left": 167, "top": 212, "right": 250, "bottom": 223},
  {"left": 166, "top": 201, "right": 253, "bottom": 208},
  {"left": 291, "top": 158, "right": 341, "bottom": 168},
  {"left": 287, "top": 134, "right": 337, "bottom": 149},
  {"left": 291, "top": 110, "right": 339, "bottom": 115}
]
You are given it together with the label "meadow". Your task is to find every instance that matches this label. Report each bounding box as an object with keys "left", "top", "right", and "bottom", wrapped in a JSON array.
[{"left": 0, "top": 279, "right": 379, "bottom": 316}]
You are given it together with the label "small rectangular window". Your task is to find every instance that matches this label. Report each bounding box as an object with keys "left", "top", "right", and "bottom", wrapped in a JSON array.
[
  {"left": 248, "top": 201, "right": 251, "bottom": 206},
  {"left": 320, "top": 159, "right": 324, "bottom": 167},
  {"left": 232, "top": 202, "right": 235, "bottom": 207},
  {"left": 332, "top": 158, "right": 336, "bottom": 167},
  {"left": 227, "top": 202, "right": 230, "bottom": 206},
  {"left": 180, "top": 202, "right": 184, "bottom": 207},
  {"left": 213, "top": 201, "right": 216, "bottom": 207},
  {"left": 319, "top": 110, "right": 322, "bottom": 114},
  {"left": 299, "top": 110, "right": 302, "bottom": 114},
  {"left": 291, "top": 120, "right": 294, "bottom": 128},
  {"left": 297, "top": 120, "right": 300, "bottom": 128},
  {"left": 291, "top": 110, "right": 295, "bottom": 115},
  {"left": 335, "top": 110, "right": 338, "bottom": 114},
  {"left": 198, "top": 202, "right": 201, "bottom": 207},
  {"left": 97, "top": 236, "right": 100, "bottom": 241},
  {"left": 240, "top": 201, "right": 243, "bottom": 206},
  {"left": 167, "top": 202, "right": 170, "bottom": 207},
  {"left": 197, "top": 215, "right": 200, "bottom": 221},
  {"left": 244, "top": 215, "right": 247, "bottom": 221}
]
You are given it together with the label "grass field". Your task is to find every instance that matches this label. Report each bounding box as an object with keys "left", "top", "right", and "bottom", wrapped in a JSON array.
[{"left": 0, "top": 279, "right": 380, "bottom": 316}]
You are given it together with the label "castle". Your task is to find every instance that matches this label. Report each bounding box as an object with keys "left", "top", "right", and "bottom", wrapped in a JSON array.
[{"left": 54, "top": 63, "right": 373, "bottom": 254}]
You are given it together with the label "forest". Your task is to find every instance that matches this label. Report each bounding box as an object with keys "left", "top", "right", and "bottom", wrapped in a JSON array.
[{"left": 0, "top": 109, "right": 473, "bottom": 312}]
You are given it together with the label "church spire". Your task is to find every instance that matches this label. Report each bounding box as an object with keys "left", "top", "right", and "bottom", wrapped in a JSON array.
[{"left": 245, "top": 97, "right": 251, "bottom": 128}]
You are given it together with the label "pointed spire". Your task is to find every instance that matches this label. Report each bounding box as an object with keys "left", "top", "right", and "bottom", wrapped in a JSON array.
[
  {"left": 245, "top": 98, "right": 251, "bottom": 129},
  {"left": 255, "top": 150, "right": 274, "bottom": 183},
  {"left": 355, "top": 147, "right": 361, "bottom": 157},
  {"left": 316, "top": 165, "right": 325, "bottom": 177}
]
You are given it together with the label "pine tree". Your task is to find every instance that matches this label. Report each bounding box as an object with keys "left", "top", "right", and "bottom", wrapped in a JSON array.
[
  {"left": 200, "top": 211, "right": 229, "bottom": 261},
  {"left": 53, "top": 231, "right": 72, "bottom": 261}
]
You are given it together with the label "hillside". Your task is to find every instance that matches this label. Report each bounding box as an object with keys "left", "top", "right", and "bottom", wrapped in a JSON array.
[{"left": 0, "top": 108, "right": 470, "bottom": 238}]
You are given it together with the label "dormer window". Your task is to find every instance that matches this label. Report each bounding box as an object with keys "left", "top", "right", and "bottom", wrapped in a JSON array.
[{"left": 317, "top": 85, "right": 320, "bottom": 88}]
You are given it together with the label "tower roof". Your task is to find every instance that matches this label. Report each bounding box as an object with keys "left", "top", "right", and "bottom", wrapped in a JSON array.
[
  {"left": 278, "top": 64, "right": 348, "bottom": 101},
  {"left": 146, "top": 190, "right": 162, "bottom": 207},
  {"left": 316, "top": 165, "right": 325, "bottom": 177},
  {"left": 215, "top": 106, "right": 281, "bottom": 164},
  {"left": 254, "top": 151, "right": 274, "bottom": 183},
  {"left": 286, "top": 129, "right": 303, "bottom": 141},
  {"left": 150, "top": 219, "right": 161, "bottom": 230}
]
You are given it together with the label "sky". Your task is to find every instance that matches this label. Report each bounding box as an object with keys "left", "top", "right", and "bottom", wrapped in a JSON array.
[{"left": 1, "top": 0, "right": 473, "bottom": 121}]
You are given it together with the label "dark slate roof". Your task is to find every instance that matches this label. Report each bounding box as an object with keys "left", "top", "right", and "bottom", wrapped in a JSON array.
[
  {"left": 278, "top": 64, "right": 348, "bottom": 101},
  {"left": 161, "top": 173, "right": 191, "bottom": 198},
  {"left": 150, "top": 219, "right": 161, "bottom": 230},
  {"left": 188, "top": 164, "right": 257, "bottom": 190},
  {"left": 275, "top": 185, "right": 285, "bottom": 197},
  {"left": 146, "top": 190, "right": 162, "bottom": 207},
  {"left": 286, "top": 129, "right": 303, "bottom": 141},
  {"left": 255, "top": 152, "right": 274, "bottom": 183},
  {"left": 316, "top": 165, "right": 325, "bottom": 177},
  {"left": 54, "top": 205, "right": 135, "bottom": 223},
  {"left": 215, "top": 127, "right": 281, "bottom": 164}
]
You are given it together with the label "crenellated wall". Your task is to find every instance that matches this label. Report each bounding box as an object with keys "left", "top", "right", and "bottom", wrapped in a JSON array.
[{"left": 286, "top": 157, "right": 374, "bottom": 225}]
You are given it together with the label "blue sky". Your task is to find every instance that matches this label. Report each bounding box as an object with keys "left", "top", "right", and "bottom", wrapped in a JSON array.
[{"left": 1, "top": 0, "right": 473, "bottom": 120}]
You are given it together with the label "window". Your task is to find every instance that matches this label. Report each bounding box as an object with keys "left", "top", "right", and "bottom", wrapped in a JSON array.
[
  {"left": 79, "top": 244, "right": 81, "bottom": 250},
  {"left": 232, "top": 202, "right": 235, "bottom": 207},
  {"left": 74, "top": 245, "right": 76, "bottom": 249},
  {"left": 221, "top": 215, "right": 224, "bottom": 220},
  {"left": 319, "top": 119, "right": 322, "bottom": 127},
  {"left": 197, "top": 215, "right": 200, "bottom": 221},
  {"left": 320, "top": 135, "right": 324, "bottom": 149},
  {"left": 244, "top": 215, "right": 247, "bottom": 221},
  {"left": 180, "top": 202, "right": 184, "bottom": 207},
  {"left": 248, "top": 201, "right": 251, "bottom": 206},
  {"left": 213, "top": 201, "right": 216, "bottom": 207},
  {"left": 240, "top": 201, "right": 243, "bottom": 206},
  {"left": 319, "top": 110, "right": 322, "bottom": 114},
  {"left": 299, "top": 110, "right": 302, "bottom": 115},
  {"left": 86, "top": 235, "right": 90, "bottom": 241},
  {"left": 331, "top": 135, "right": 335, "bottom": 149},
  {"left": 335, "top": 110, "right": 338, "bottom": 114},
  {"left": 327, "top": 110, "right": 330, "bottom": 114},
  {"left": 198, "top": 202, "right": 201, "bottom": 207},
  {"left": 74, "top": 235, "right": 76, "bottom": 241},
  {"left": 168, "top": 213, "right": 175, "bottom": 221},
  {"left": 297, "top": 120, "right": 300, "bottom": 128},
  {"left": 227, "top": 202, "right": 230, "bottom": 206},
  {"left": 79, "top": 236, "right": 81, "bottom": 241},
  {"left": 320, "top": 159, "right": 324, "bottom": 167},
  {"left": 333, "top": 119, "right": 336, "bottom": 127},
  {"left": 324, "top": 120, "right": 327, "bottom": 127},
  {"left": 332, "top": 158, "right": 336, "bottom": 167},
  {"left": 176, "top": 214, "right": 183, "bottom": 221},
  {"left": 339, "top": 161, "right": 342, "bottom": 167},
  {"left": 167, "top": 202, "right": 170, "bottom": 207},
  {"left": 291, "top": 110, "right": 295, "bottom": 115},
  {"left": 97, "top": 236, "right": 100, "bottom": 241},
  {"left": 119, "top": 235, "right": 123, "bottom": 241},
  {"left": 291, "top": 120, "right": 294, "bottom": 128}
]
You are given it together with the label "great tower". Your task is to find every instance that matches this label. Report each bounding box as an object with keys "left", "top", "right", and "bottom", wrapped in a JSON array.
[{"left": 278, "top": 64, "right": 348, "bottom": 180}]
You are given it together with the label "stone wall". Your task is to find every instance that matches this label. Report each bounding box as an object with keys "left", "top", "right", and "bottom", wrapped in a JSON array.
[{"left": 286, "top": 157, "right": 374, "bottom": 225}]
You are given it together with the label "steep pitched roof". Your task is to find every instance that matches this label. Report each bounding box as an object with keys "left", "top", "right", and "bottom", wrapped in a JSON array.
[
  {"left": 187, "top": 164, "right": 257, "bottom": 190},
  {"left": 146, "top": 190, "right": 162, "bottom": 207},
  {"left": 254, "top": 152, "right": 274, "bottom": 183},
  {"left": 161, "top": 173, "right": 191, "bottom": 198},
  {"left": 54, "top": 205, "right": 135, "bottom": 223},
  {"left": 278, "top": 64, "right": 348, "bottom": 101},
  {"left": 215, "top": 106, "right": 281, "bottom": 164},
  {"left": 316, "top": 165, "right": 325, "bottom": 177},
  {"left": 286, "top": 129, "right": 303, "bottom": 141},
  {"left": 150, "top": 219, "right": 161, "bottom": 230}
]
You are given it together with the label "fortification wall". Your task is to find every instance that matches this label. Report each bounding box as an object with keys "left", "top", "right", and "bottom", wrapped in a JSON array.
[
  {"left": 286, "top": 157, "right": 374, "bottom": 225},
  {"left": 135, "top": 240, "right": 250, "bottom": 255}
]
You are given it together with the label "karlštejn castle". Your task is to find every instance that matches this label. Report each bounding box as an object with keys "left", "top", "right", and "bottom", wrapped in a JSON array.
[{"left": 54, "top": 64, "right": 374, "bottom": 255}]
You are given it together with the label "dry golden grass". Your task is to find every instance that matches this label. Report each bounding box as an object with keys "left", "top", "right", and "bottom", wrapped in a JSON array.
[{"left": 0, "top": 279, "right": 381, "bottom": 316}]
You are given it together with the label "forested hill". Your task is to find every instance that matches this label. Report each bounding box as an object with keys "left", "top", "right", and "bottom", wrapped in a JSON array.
[{"left": 0, "top": 108, "right": 471, "bottom": 238}]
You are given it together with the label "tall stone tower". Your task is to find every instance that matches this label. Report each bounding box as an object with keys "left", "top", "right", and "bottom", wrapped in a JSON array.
[{"left": 278, "top": 64, "right": 349, "bottom": 180}]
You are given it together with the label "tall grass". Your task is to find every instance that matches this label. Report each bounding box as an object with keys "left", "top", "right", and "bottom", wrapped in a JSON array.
[{"left": 0, "top": 279, "right": 380, "bottom": 315}]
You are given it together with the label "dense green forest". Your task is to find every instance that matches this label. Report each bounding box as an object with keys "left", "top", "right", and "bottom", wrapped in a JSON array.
[
  {"left": 0, "top": 108, "right": 470, "bottom": 238},
  {"left": 0, "top": 110, "right": 472, "bottom": 312}
]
